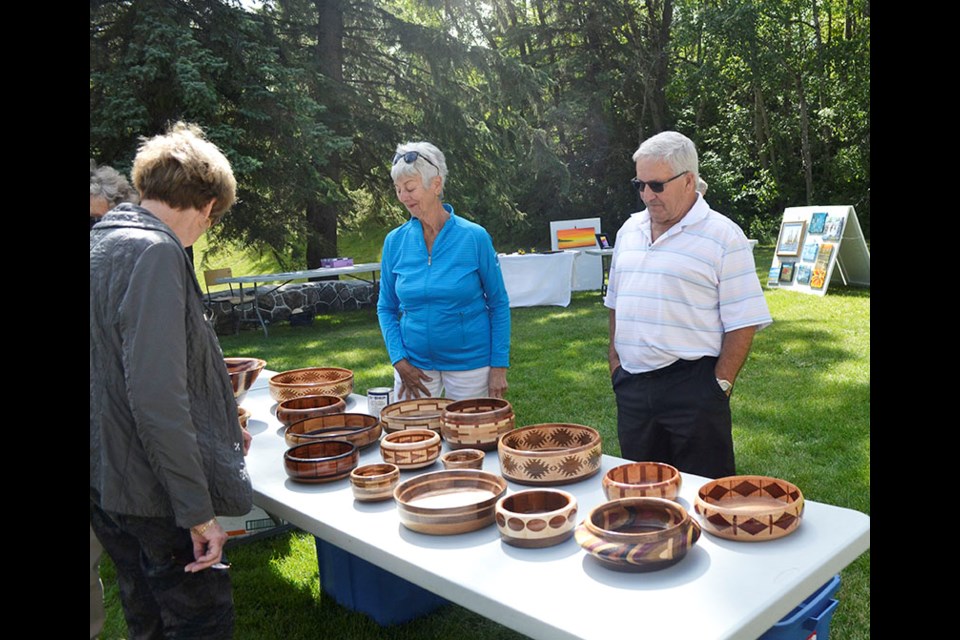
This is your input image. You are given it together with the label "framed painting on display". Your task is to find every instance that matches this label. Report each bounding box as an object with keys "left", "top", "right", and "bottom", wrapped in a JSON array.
[{"left": 776, "top": 220, "right": 806, "bottom": 257}]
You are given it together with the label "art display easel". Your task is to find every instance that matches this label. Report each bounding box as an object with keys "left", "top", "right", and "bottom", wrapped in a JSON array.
[
  {"left": 767, "top": 205, "right": 870, "bottom": 296},
  {"left": 549, "top": 217, "right": 603, "bottom": 291}
]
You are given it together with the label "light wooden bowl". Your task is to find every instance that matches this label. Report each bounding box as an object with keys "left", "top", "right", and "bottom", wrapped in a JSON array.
[
  {"left": 575, "top": 497, "right": 701, "bottom": 572},
  {"left": 284, "top": 413, "right": 382, "bottom": 450},
  {"left": 497, "top": 423, "right": 602, "bottom": 486},
  {"left": 440, "top": 398, "right": 515, "bottom": 451},
  {"left": 440, "top": 448, "right": 485, "bottom": 470},
  {"left": 694, "top": 475, "right": 804, "bottom": 541},
  {"left": 224, "top": 357, "right": 267, "bottom": 405},
  {"left": 276, "top": 394, "right": 346, "bottom": 428},
  {"left": 350, "top": 463, "right": 401, "bottom": 502},
  {"left": 283, "top": 440, "right": 358, "bottom": 484},
  {"left": 394, "top": 469, "right": 508, "bottom": 535},
  {"left": 268, "top": 367, "right": 354, "bottom": 402},
  {"left": 379, "top": 397, "right": 453, "bottom": 433},
  {"left": 495, "top": 489, "right": 578, "bottom": 548},
  {"left": 379, "top": 429, "right": 442, "bottom": 470},
  {"left": 602, "top": 461, "right": 682, "bottom": 501},
  {"left": 237, "top": 406, "right": 250, "bottom": 431}
]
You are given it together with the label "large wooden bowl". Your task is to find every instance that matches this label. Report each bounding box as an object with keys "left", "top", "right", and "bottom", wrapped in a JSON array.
[
  {"left": 268, "top": 367, "right": 354, "bottom": 402},
  {"left": 440, "top": 398, "right": 515, "bottom": 451},
  {"left": 284, "top": 413, "right": 382, "bottom": 450},
  {"left": 224, "top": 357, "right": 267, "bottom": 405},
  {"left": 575, "top": 497, "right": 701, "bottom": 572},
  {"left": 379, "top": 429, "right": 442, "bottom": 470},
  {"left": 283, "top": 440, "right": 358, "bottom": 484},
  {"left": 379, "top": 397, "right": 454, "bottom": 433},
  {"left": 394, "top": 469, "right": 508, "bottom": 535},
  {"left": 694, "top": 475, "right": 804, "bottom": 542},
  {"left": 276, "top": 394, "right": 346, "bottom": 428},
  {"left": 497, "top": 423, "right": 602, "bottom": 486},
  {"left": 350, "top": 463, "right": 400, "bottom": 502},
  {"left": 495, "top": 489, "right": 578, "bottom": 548},
  {"left": 602, "top": 461, "right": 682, "bottom": 501}
]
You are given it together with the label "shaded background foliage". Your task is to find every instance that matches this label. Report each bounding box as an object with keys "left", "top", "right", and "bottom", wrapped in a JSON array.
[{"left": 90, "top": 0, "right": 869, "bottom": 266}]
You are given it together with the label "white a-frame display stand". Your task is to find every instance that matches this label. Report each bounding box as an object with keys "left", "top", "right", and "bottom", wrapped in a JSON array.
[{"left": 767, "top": 205, "right": 870, "bottom": 296}]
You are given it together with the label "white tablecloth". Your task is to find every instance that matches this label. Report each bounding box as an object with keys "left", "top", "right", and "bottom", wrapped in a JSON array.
[{"left": 499, "top": 251, "right": 576, "bottom": 307}]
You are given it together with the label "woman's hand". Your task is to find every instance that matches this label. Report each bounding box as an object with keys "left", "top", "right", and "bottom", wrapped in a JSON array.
[
  {"left": 395, "top": 359, "right": 433, "bottom": 399},
  {"left": 488, "top": 367, "right": 508, "bottom": 398}
]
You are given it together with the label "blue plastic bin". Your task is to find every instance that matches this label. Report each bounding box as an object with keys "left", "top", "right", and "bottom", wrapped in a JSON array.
[
  {"left": 759, "top": 575, "right": 841, "bottom": 640},
  {"left": 315, "top": 537, "right": 449, "bottom": 626}
]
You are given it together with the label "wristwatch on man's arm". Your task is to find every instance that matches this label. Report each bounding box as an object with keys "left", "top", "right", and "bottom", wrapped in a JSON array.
[{"left": 716, "top": 378, "right": 733, "bottom": 396}]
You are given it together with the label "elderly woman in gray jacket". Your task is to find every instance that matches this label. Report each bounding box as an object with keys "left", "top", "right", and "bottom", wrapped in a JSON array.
[{"left": 89, "top": 122, "right": 251, "bottom": 639}]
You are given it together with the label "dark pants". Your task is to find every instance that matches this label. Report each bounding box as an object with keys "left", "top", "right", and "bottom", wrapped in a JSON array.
[
  {"left": 89, "top": 497, "right": 234, "bottom": 640},
  {"left": 612, "top": 356, "right": 735, "bottom": 479}
]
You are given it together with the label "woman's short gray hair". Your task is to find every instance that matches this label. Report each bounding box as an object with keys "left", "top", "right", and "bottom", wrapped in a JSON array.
[
  {"left": 90, "top": 159, "right": 139, "bottom": 206},
  {"left": 391, "top": 141, "right": 447, "bottom": 191},
  {"left": 632, "top": 131, "right": 699, "bottom": 183}
]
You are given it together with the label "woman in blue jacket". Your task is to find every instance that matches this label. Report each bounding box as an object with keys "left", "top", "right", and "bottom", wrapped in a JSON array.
[{"left": 377, "top": 141, "right": 511, "bottom": 400}]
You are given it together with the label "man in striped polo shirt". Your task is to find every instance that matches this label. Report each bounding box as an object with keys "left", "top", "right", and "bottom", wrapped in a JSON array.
[{"left": 606, "top": 131, "right": 772, "bottom": 478}]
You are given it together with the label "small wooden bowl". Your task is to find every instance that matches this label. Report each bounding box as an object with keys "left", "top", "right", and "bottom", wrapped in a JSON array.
[
  {"left": 440, "top": 398, "right": 515, "bottom": 451},
  {"left": 284, "top": 413, "right": 382, "bottom": 450},
  {"left": 224, "top": 357, "right": 267, "bottom": 405},
  {"left": 283, "top": 440, "right": 358, "bottom": 484},
  {"left": 602, "top": 461, "right": 682, "bottom": 501},
  {"left": 575, "top": 497, "right": 701, "bottom": 572},
  {"left": 394, "top": 469, "right": 508, "bottom": 535},
  {"left": 237, "top": 406, "right": 250, "bottom": 431},
  {"left": 350, "top": 463, "right": 401, "bottom": 502},
  {"left": 495, "top": 489, "right": 578, "bottom": 548},
  {"left": 379, "top": 429, "right": 442, "bottom": 470},
  {"left": 440, "top": 448, "right": 485, "bottom": 470},
  {"left": 276, "top": 394, "right": 346, "bottom": 428},
  {"left": 498, "top": 423, "right": 603, "bottom": 486},
  {"left": 268, "top": 367, "right": 354, "bottom": 402},
  {"left": 379, "top": 397, "right": 453, "bottom": 433},
  {"left": 694, "top": 475, "right": 804, "bottom": 542}
]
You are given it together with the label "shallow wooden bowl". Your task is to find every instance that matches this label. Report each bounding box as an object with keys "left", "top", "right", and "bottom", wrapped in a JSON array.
[
  {"left": 284, "top": 413, "right": 382, "bottom": 450},
  {"left": 602, "top": 461, "right": 682, "bottom": 501},
  {"left": 379, "top": 429, "right": 442, "bottom": 470},
  {"left": 440, "top": 398, "right": 515, "bottom": 451},
  {"left": 440, "top": 448, "right": 485, "bottom": 470},
  {"left": 350, "top": 463, "right": 401, "bottom": 502},
  {"left": 283, "top": 440, "right": 358, "bottom": 484},
  {"left": 495, "top": 489, "right": 578, "bottom": 548},
  {"left": 694, "top": 475, "right": 804, "bottom": 542},
  {"left": 268, "top": 367, "right": 354, "bottom": 402},
  {"left": 394, "top": 469, "right": 508, "bottom": 535},
  {"left": 224, "top": 357, "right": 267, "bottom": 405},
  {"left": 276, "top": 394, "right": 346, "bottom": 428},
  {"left": 575, "top": 497, "right": 701, "bottom": 572},
  {"left": 237, "top": 406, "right": 250, "bottom": 431},
  {"left": 379, "top": 397, "right": 453, "bottom": 433},
  {"left": 497, "top": 423, "right": 603, "bottom": 486}
]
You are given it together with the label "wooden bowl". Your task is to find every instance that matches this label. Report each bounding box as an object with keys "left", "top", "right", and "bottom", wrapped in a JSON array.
[
  {"left": 495, "top": 489, "right": 578, "bottom": 548},
  {"left": 276, "top": 394, "right": 346, "bottom": 428},
  {"left": 394, "top": 469, "right": 508, "bottom": 535},
  {"left": 283, "top": 440, "right": 358, "bottom": 484},
  {"left": 575, "top": 497, "right": 701, "bottom": 572},
  {"left": 440, "top": 398, "right": 515, "bottom": 451},
  {"left": 602, "top": 461, "right": 682, "bottom": 501},
  {"left": 379, "top": 429, "right": 442, "bottom": 470},
  {"left": 268, "top": 367, "right": 354, "bottom": 402},
  {"left": 379, "top": 397, "right": 453, "bottom": 433},
  {"left": 284, "top": 413, "right": 382, "bottom": 450},
  {"left": 440, "top": 448, "right": 485, "bottom": 470},
  {"left": 497, "top": 423, "right": 603, "bottom": 486},
  {"left": 224, "top": 357, "right": 267, "bottom": 405},
  {"left": 694, "top": 475, "right": 805, "bottom": 542},
  {"left": 237, "top": 406, "right": 250, "bottom": 431},
  {"left": 350, "top": 463, "right": 400, "bottom": 502}
]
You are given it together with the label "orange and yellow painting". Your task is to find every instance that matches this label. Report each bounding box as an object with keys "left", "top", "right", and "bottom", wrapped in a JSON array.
[{"left": 556, "top": 227, "right": 597, "bottom": 249}]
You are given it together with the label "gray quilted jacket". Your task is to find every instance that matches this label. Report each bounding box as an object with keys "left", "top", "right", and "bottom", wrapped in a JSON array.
[{"left": 90, "top": 204, "right": 252, "bottom": 527}]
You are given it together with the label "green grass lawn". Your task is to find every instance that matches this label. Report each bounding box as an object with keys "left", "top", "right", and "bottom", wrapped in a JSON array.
[{"left": 98, "top": 244, "right": 869, "bottom": 639}]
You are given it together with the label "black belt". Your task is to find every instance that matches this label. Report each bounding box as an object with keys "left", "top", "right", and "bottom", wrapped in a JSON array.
[{"left": 632, "top": 356, "right": 715, "bottom": 379}]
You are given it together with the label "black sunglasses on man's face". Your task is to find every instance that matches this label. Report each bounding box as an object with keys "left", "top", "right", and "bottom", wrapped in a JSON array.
[{"left": 630, "top": 171, "right": 688, "bottom": 194}]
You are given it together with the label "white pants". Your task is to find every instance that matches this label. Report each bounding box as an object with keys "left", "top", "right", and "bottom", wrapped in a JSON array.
[{"left": 393, "top": 366, "right": 491, "bottom": 401}]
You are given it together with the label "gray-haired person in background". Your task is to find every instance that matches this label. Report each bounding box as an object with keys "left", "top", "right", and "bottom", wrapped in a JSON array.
[{"left": 90, "top": 159, "right": 139, "bottom": 229}]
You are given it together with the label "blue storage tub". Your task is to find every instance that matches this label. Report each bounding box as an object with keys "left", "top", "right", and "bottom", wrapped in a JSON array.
[
  {"left": 760, "top": 574, "right": 841, "bottom": 640},
  {"left": 315, "top": 537, "right": 449, "bottom": 626}
]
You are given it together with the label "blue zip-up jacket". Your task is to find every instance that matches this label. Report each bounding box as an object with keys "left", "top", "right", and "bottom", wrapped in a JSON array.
[{"left": 377, "top": 204, "right": 511, "bottom": 371}]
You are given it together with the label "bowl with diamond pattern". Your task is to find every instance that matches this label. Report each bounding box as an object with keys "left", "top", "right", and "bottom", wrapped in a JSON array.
[{"left": 694, "top": 475, "right": 804, "bottom": 541}]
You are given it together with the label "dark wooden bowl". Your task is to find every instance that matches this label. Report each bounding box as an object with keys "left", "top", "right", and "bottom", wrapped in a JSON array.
[
  {"left": 440, "top": 398, "right": 515, "bottom": 451},
  {"left": 283, "top": 440, "right": 358, "bottom": 484},
  {"left": 284, "top": 413, "right": 382, "bottom": 450},
  {"left": 394, "top": 469, "right": 508, "bottom": 535},
  {"left": 276, "top": 394, "right": 346, "bottom": 428}
]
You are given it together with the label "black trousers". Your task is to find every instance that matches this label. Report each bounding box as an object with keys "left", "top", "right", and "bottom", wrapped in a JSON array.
[
  {"left": 612, "top": 356, "right": 735, "bottom": 479},
  {"left": 89, "top": 495, "right": 234, "bottom": 640}
]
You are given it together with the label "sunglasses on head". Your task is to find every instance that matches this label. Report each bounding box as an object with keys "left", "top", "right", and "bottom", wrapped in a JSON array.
[
  {"left": 393, "top": 150, "right": 439, "bottom": 171},
  {"left": 630, "top": 171, "right": 688, "bottom": 193}
]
